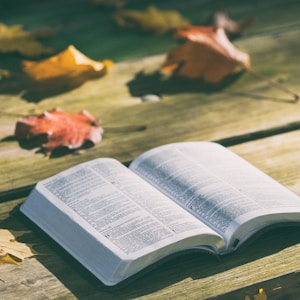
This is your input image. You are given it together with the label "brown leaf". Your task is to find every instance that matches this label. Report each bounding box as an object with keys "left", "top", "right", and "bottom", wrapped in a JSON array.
[
  {"left": 113, "top": 6, "right": 190, "bottom": 35},
  {"left": 0, "top": 23, "right": 54, "bottom": 56},
  {"left": 0, "top": 229, "right": 34, "bottom": 266},
  {"left": 22, "top": 45, "right": 113, "bottom": 81},
  {"left": 161, "top": 26, "right": 250, "bottom": 83},
  {"left": 15, "top": 108, "right": 103, "bottom": 155}
]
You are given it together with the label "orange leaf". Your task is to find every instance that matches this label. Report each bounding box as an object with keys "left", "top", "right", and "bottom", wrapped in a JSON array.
[
  {"left": 22, "top": 45, "right": 113, "bottom": 81},
  {"left": 15, "top": 108, "right": 103, "bottom": 155},
  {"left": 161, "top": 26, "right": 250, "bottom": 83}
]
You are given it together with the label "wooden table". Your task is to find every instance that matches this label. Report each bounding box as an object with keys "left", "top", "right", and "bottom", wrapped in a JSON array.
[{"left": 1, "top": 0, "right": 300, "bottom": 299}]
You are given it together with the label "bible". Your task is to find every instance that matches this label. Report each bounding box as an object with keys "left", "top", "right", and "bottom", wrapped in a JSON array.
[{"left": 20, "top": 141, "right": 300, "bottom": 286}]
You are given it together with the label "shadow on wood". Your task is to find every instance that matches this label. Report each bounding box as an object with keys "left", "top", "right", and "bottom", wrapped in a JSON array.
[
  {"left": 2, "top": 201, "right": 300, "bottom": 299},
  {"left": 0, "top": 73, "right": 105, "bottom": 103},
  {"left": 126, "top": 70, "right": 244, "bottom": 97}
]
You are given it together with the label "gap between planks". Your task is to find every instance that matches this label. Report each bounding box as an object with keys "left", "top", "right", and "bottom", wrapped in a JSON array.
[{"left": 2, "top": 120, "right": 300, "bottom": 202}]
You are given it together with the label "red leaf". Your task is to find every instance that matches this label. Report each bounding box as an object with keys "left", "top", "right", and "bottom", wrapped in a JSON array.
[{"left": 15, "top": 108, "right": 103, "bottom": 155}]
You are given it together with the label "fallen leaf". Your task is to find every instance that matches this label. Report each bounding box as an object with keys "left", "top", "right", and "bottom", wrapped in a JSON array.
[
  {"left": 15, "top": 108, "right": 103, "bottom": 155},
  {"left": 208, "top": 10, "right": 254, "bottom": 38},
  {"left": 0, "top": 229, "right": 34, "bottom": 266},
  {"left": 253, "top": 288, "right": 267, "bottom": 300},
  {"left": 161, "top": 26, "right": 250, "bottom": 83},
  {"left": 113, "top": 6, "right": 190, "bottom": 35},
  {"left": 22, "top": 45, "right": 113, "bottom": 81},
  {"left": 162, "top": 25, "right": 298, "bottom": 100},
  {"left": 0, "top": 23, "right": 54, "bottom": 56}
]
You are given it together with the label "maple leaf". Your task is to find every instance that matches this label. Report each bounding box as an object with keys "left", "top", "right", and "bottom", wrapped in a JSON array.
[
  {"left": 161, "top": 26, "right": 250, "bottom": 83},
  {"left": 15, "top": 108, "right": 103, "bottom": 155},
  {"left": 161, "top": 25, "right": 299, "bottom": 100},
  {"left": 0, "top": 229, "right": 34, "bottom": 266},
  {"left": 22, "top": 45, "right": 113, "bottom": 81},
  {"left": 113, "top": 6, "right": 190, "bottom": 35},
  {"left": 0, "top": 23, "right": 54, "bottom": 56}
]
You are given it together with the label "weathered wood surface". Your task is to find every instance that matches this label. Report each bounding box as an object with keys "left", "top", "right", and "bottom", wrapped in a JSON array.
[
  {"left": 1, "top": 0, "right": 300, "bottom": 299},
  {"left": 1, "top": 0, "right": 300, "bottom": 195},
  {"left": 1, "top": 131, "right": 300, "bottom": 299}
]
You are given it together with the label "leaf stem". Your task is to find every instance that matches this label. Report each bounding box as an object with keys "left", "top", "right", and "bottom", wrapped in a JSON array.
[{"left": 247, "top": 68, "right": 299, "bottom": 102}]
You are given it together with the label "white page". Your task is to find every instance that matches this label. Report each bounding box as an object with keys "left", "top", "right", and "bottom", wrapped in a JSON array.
[
  {"left": 34, "top": 158, "right": 223, "bottom": 258},
  {"left": 130, "top": 142, "right": 300, "bottom": 247}
]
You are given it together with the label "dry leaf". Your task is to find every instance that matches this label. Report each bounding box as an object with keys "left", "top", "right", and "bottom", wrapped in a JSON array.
[
  {"left": 253, "top": 288, "right": 267, "bottom": 300},
  {"left": 15, "top": 108, "right": 103, "bottom": 155},
  {"left": 113, "top": 6, "right": 190, "bottom": 35},
  {"left": 22, "top": 45, "right": 113, "bottom": 81},
  {"left": 209, "top": 10, "right": 254, "bottom": 38},
  {"left": 0, "top": 229, "right": 34, "bottom": 266},
  {"left": 0, "top": 23, "right": 53, "bottom": 56},
  {"left": 161, "top": 26, "right": 250, "bottom": 83}
]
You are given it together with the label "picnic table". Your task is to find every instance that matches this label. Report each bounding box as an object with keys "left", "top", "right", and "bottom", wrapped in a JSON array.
[{"left": 1, "top": 0, "right": 300, "bottom": 298}]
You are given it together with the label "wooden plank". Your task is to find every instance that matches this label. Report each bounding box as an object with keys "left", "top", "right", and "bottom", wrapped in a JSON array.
[
  {"left": 209, "top": 272, "right": 300, "bottom": 299},
  {"left": 1, "top": 130, "right": 300, "bottom": 299},
  {"left": 1, "top": 0, "right": 300, "bottom": 194},
  {"left": 1, "top": 1, "right": 300, "bottom": 298},
  {"left": 1, "top": 26, "right": 300, "bottom": 194}
]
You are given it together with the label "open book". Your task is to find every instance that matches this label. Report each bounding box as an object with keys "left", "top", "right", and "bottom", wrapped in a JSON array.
[{"left": 20, "top": 142, "right": 300, "bottom": 286}]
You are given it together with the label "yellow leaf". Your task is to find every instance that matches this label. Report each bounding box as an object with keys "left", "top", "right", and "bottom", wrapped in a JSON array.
[
  {"left": 253, "top": 288, "right": 267, "bottom": 300},
  {"left": 0, "top": 229, "right": 34, "bottom": 266},
  {"left": 0, "top": 254, "right": 21, "bottom": 266},
  {"left": 0, "top": 23, "right": 54, "bottom": 56},
  {"left": 114, "top": 6, "right": 190, "bottom": 35},
  {"left": 22, "top": 45, "right": 113, "bottom": 81}
]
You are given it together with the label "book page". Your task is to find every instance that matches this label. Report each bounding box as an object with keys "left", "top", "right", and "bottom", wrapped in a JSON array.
[
  {"left": 130, "top": 142, "right": 300, "bottom": 249},
  {"left": 35, "top": 158, "right": 224, "bottom": 258}
]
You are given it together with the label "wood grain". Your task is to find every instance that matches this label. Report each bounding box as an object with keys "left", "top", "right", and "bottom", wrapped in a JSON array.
[
  {"left": 1, "top": 27, "right": 300, "bottom": 194},
  {"left": 1, "top": 131, "right": 300, "bottom": 299},
  {"left": 1, "top": 0, "right": 300, "bottom": 299}
]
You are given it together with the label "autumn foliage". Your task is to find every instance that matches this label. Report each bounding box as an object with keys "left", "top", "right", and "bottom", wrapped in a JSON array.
[
  {"left": 161, "top": 26, "right": 250, "bottom": 83},
  {"left": 0, "top": 23, "right": 54, "bottom": 56},
  {"left": 0, "top": 230, "right": 34, "bottom": 266},
  {"left": 15, "top": 109, "right": 103, "bottom": 155},
  {"left": 22, "top": 45, "right": 113, "bottom": 81},
  {"left": 114, "top": 6, "right": 190, "bottom": 35}
]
